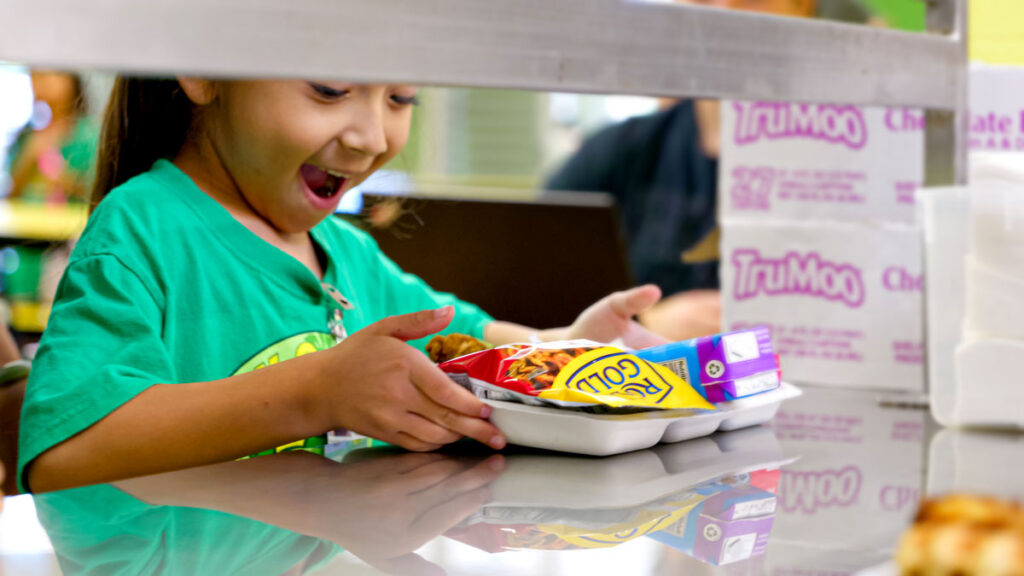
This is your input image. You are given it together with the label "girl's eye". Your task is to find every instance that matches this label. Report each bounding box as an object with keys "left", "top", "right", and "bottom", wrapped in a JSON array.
[
  {"left": 391, "top": 94, "right": 420, "bottom": 107},
  {"left": 309, "top": 83, "right": 349, "bottom": 100}
]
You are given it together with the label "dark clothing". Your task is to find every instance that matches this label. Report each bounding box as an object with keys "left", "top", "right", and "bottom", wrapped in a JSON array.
[{"left": 547, "top": 101, "right": 719, "bottom": 296}]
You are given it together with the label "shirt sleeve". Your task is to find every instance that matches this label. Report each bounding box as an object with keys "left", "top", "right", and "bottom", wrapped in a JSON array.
[
  {"left": 372, "top": 248, "right": 495, "bottom": 353},
  {"left": 18, "top": 254, "right": 175, "bottom": 493}
]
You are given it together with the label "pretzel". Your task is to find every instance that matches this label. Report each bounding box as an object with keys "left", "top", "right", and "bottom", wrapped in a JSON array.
[{"left": 427, "top": 333, "right": 492, "bottom": 364}]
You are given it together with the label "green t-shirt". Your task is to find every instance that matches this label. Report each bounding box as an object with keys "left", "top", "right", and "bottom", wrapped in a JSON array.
[
  {"left": 18, "top": 159, "right": 493, "bottom": 491},
  {"left": 35, "top": 484, "right": 341, "bottom": 575}
]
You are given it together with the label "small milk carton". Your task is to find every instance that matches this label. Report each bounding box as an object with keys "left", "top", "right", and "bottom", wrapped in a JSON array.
[{"left": 633, "top": 327, "right": 780, "bottom": 403}]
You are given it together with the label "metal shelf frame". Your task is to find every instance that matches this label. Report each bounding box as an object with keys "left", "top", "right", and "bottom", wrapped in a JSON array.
[{"left": 0, "top": 0, "right": 967, "bottom": 183}]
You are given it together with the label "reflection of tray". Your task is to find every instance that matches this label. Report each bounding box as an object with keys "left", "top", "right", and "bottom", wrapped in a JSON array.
[
  {"left": 447, "top": 426, "right": 792, "bottom": 554},
  {"left": 485, "top": 382, "right": 802, "bottom": 457},
  {"left": 486, "top": 425, "right": 791, "bottom": 510}
]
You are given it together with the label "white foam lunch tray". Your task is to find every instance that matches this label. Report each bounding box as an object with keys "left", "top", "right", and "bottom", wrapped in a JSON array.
[{"left": 484, "top": 382, "right": 802, "bottom": 457}]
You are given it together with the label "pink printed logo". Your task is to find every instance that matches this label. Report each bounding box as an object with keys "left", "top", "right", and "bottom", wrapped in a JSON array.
[
  {"left": 779, "top": 467, "right": 862, "bottom": 514},
  {"left": 730, "top": 166, "right": 774, "bottom": 211},
  {"left": 880, "top": 485, "right": 920, "bottom": 512},
  {"left": 733, "top": 249, "right": 866, "bottom": 309},
  {"left": 883, "top": 267, "right": 923, "bottom": 293},
  {"left": 733, "top": 102, "right": 868, "bottom": 150}
]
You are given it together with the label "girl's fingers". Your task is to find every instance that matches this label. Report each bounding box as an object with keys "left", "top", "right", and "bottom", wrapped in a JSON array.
[
  {"left": 622, "top": 320, "right": 670, "bottom": 349},
  {"left": 409, "top": 352, "right": 494, "bottom": 419},
  {"left": 392, "top": 432, "right": 444, "bottom": 453},
  {"left": 410, "top": 389, "right": 506, "bottom": 450},
  {"left": 608, "top": 285, "right": 662, "bottom": 318},
  {"left": 398, "top": 411, "right": 463, "bottom": 446}
]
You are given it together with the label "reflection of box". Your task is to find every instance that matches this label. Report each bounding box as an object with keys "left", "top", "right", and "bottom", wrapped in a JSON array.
[
  {"left": 721, "top": 221, "right": 924, "bottom": 391},
  {"left": 767, "top": 387, "right": 927, "bottom": 563},
  {"left": 650, "top": 485, "right": 777, "bottom": 566},
  {"left": 748, "top": 468, "right": 780, "bottom": 494}
]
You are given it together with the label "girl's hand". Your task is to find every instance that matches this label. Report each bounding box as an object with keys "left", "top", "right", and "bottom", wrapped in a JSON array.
[
  {"left": 638, "top": 289, "right": 721, "bottom": 342},
  {"left": 316, "top": 307, "right": 506, "bottom": 452},
  {"left": 568, "top": 285, "right": 670, "bottom": 349}
]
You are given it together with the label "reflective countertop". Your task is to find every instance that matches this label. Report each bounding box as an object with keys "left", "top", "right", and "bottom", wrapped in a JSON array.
[{"left": 2, "top": 385, "right": 1022, "bottom": 576}]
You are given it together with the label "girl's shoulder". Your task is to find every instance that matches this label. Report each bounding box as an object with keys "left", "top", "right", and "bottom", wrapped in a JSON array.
[{"left": 76, "top": 160, "right": 199, "bottom": 260}]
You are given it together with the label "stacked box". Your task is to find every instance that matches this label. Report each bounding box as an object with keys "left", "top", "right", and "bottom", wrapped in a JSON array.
[{"left": 719, "top": 100, "right": 924, "bottom": 391}]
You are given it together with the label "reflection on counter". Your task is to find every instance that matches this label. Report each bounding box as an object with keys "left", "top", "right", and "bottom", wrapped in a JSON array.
[
  {"left": 928, "top": 428, "right": 1024, "bottom": 503},
  {"left": 763, "top": 386, "right": 930, "bottom": 573},
  {"left": 31, "top": 426, "right": 790, "bottom": 575},
  {"left": 875, "top": 429, "right": 1024, "bottom": 576},
  {"left": 449, "top": 458, "right": 781, "bottom": 566}
]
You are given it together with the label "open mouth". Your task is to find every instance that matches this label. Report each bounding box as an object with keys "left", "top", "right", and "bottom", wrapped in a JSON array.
[{"left": 300, "top": 164, "right": 348, "bottom": 199}]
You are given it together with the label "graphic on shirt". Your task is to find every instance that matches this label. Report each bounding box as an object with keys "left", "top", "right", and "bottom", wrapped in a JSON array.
[{"left": 234, "top": 332, "right": 339, "bottom": 458}]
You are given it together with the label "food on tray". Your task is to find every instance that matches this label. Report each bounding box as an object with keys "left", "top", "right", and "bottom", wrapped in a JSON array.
[
  {"left": 426, "top": 333, "right": 492, "bottom": 363},
  {"left": 633, "top": 327, "right": 781, "bottom": 403},
  {"left": 896, "top": 494, "right": 1024, "bottom": 575},
  {"left": 505, "top": 346, "right": 592, "bottom": 390},
  {"left": 439, "top": 340, "right": 714, "bottom": 411}
]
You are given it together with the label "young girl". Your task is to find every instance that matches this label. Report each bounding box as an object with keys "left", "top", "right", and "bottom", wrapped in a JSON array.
[{"left": 18, "top": 77, "right": 668, "bottom": 494}]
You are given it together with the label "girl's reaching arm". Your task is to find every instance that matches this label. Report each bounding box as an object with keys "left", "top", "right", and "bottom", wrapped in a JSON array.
[{"left": 27, "top": 308, "right": 504, "bottom": 493}]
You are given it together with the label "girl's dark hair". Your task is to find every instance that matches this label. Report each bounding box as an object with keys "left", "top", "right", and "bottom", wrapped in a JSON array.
[
  {"left": 68, "top": 74, "right": 87, "bottom": 116},
  {"left": 90, "top": 77, "right": 194, "bottom": 209}
]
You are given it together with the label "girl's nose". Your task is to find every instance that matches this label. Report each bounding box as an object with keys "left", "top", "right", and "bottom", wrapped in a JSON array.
[{"left": 339, "top": 100, "right": 388, "bottom": 158}]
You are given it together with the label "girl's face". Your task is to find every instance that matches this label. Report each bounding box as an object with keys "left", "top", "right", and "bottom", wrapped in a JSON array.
[{"left": 200, "top": 80, "right": 417, "bottom": 234}]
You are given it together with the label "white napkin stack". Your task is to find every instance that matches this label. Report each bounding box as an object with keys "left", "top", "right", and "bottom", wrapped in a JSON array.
[{"left": 951, "top": 156, "right": 1024, "bottom": 429}]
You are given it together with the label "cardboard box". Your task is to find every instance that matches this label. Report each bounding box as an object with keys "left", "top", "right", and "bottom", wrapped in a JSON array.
[
  {"left": 720, "top": 101, "right": 923, "bottom": 223},
  {"left": 721, "top": 221, "right": 924, "bottom": 391},
  {"left": 969, "top": 64, "right": 1024, "bottom": 154}
]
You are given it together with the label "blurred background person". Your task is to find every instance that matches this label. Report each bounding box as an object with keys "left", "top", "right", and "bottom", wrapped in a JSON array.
[{"left": 5, "top": 70, "right": 97, "bottom": 204}]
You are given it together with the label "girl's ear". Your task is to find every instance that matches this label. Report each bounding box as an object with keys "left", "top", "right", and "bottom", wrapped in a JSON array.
[{"left": 176, "top": 77, "right": 216, "bottom": 106}]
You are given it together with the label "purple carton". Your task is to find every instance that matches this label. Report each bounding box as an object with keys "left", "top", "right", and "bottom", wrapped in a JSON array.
[
  {"left": 649, "top": 484, "right": 777, "bottom": 566},
  {"left": 633, "top": 327, "right": 780, "bottom": 403}
]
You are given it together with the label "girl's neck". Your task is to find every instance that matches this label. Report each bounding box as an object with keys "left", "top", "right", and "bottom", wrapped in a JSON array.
[{"left": 173, "top": 136, "right": 324, "bottom": 279}]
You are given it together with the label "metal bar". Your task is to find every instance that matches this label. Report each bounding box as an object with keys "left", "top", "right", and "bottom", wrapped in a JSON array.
[
  {"left": 920, "top": 0, "right": 968, "bottom": 411},
  {"left": 925, "top": 0, "right": 968, "bottom": 187},
  {"left": 1, "top": 0, "right": 960, "bottom": 108}
]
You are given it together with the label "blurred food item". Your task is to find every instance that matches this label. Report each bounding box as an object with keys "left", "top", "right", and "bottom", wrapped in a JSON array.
[
  {"left": 897, "top": 494, "right": 1024, "bottom": 576},
  {"left": 426, "top": 333, "right": 492, "bottom": 364}
]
